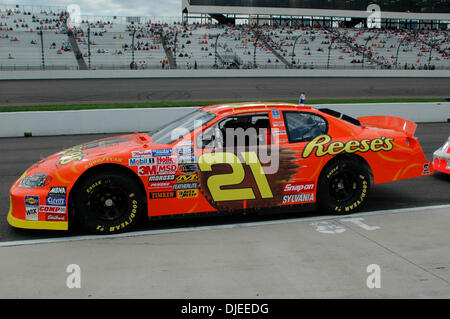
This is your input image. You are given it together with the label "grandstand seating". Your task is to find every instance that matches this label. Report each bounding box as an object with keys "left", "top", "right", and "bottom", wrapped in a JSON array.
[{"left": 0, "top": 5, "right": 448, "bottom": 71}]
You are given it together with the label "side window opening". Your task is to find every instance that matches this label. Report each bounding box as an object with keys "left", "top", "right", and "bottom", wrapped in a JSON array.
[
  {"left": 198, "top": 113, "right": 272, "bottom": 149},
  {"left": 283, "top": 111, "right": 328, "bottom": 143}
]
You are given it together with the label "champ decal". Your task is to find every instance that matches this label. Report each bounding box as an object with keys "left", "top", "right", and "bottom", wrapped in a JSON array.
[{"left": 302, "top": 135, "right": 394, "bottom": 158}]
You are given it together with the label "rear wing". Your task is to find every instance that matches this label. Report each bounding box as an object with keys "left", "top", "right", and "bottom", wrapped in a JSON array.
[{"left": 358, "top": 116, "right": 417, "bottom": 138}]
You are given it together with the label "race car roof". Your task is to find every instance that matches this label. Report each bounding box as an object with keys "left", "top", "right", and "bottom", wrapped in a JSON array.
[{"left": 200, "top": 102, "right": 313, "bottom": 115}]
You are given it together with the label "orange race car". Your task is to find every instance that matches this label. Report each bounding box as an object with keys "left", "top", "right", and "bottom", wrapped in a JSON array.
[{"left": 7, "top": 102, "right": 432, "bottom": 234}]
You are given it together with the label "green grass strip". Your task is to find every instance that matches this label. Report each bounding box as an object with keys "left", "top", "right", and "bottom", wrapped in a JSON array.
[{"left": 0, "top": 98, "right": 445, "bottom": 113}]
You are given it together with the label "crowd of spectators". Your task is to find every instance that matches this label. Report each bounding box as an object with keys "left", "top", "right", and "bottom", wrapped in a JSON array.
[{"left": 0, "top": 6, "right": 448, "bottom": 70}]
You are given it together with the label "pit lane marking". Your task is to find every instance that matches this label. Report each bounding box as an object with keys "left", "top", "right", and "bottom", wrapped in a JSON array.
[{"left": 1, "top": 204, "right": 449, "bottom": 247}]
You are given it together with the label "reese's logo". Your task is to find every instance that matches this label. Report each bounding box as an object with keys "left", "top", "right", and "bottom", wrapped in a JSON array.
[
  {"left": 59, "top": 146, "right": 87, "bottom": 165},
  {"left": 302, "top": 135, "right": 394, "bottom": 158}
]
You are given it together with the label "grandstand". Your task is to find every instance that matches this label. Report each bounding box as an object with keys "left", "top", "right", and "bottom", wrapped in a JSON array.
[{"left": 0, "top": 2, "right": 449, "bottom": 71}]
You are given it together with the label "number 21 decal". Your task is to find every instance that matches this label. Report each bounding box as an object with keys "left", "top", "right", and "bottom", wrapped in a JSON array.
[{"left": 198, "top": 152, "right": 273, "bottom": 202}]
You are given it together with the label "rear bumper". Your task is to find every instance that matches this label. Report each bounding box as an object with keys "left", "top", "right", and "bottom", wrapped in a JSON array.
[{"left": 433, "top": 153, "right": 450, "bottom": 174}]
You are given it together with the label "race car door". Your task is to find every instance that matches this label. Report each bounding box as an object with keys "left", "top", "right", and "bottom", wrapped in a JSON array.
[
  {"left": 195, "top": 111, "right": 300, "bottom": 211},
  {"left": 276, "top": 110, "right": 329, "bottom": 206}
]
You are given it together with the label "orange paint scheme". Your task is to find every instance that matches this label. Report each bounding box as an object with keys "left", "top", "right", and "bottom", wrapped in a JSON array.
[{"left": 7, "top": 103, "right": 432, "bottom": 231}]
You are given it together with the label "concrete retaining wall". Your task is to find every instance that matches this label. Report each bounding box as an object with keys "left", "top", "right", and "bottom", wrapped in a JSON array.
[
  {"left": 1, "top": 69, "right": 450, "bottom": 81},
  {"left": 0, "top": 102, "right": 448, "bottom": 138}
]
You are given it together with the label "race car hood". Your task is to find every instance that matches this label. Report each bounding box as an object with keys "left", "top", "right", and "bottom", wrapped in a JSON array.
[{"left": 26, "top": 133, "right": 160, "bottom": 173}]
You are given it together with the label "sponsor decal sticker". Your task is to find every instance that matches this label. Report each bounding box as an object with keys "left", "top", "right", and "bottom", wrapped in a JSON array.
[
  {"left": 272, "top": 110, "right": 280, "bottom": 119},
  {"left": 177, "top": 189, "right": 198, "bottom": 199},
  {"left": 272, "top": 121, "right": 285, "bottom": 127},
  {"left": 129, "top": 157, "right": 155, "bottom": 166},
  {"left": 150, "top": 191, "right": 176, "bottom": 199},
  {"left": 46, "top": 196, "right": 66, "bottom": 206},
  {"left": 152, "top": 149, "right": 173, "bottom": 157},
  {"left": 283, "top": 182, "right": 315, "bottom": 194},
  {"left": 138, "top": 164, "right": 178, "bottom": 176},
  {"left": 38, "top": 206, "right": 66, "bottom": 214},
  {"left": 179, "top": 164, "right": 198, "bottom": 175},
  {"left": 45, "top": 213, "right": 67, "bottom": 222},
  {"left": 48, "top": 187, "right": 66, "bottom": 196},
  {"left": 25, "top": 206, "right": 38, "bottom": 221},
  {"left": 178, "top": 155, "right": 197, "bottom": 164},
  {"left": 155, "top": 156, "right": 177, "bottom": 164},
  {"left": 148, "top": 174, "right": 175, "bottom": 182},
  {"left": 132, "top": 150, "right": 154, "bottom": 157},
  {"left": 174, "top": 146, "right": 194, "bottom": 156},
  {"left": 282, "top": 193, "right": 315, "bottom": 204},
  {"left": 176, "top": 174, "right": 198, "bottom": 183},
  {"left": 302, "top": 135, "right": 394, "bottom": 158},
  {"left": 173, "top": 182, "right": 198, "bottom": 190},
  {"left": 25, "top": 195, "right": 39, "bottom": 206},
  {"left": 148, "top": 182, "right": 172, "bottom": 190},
  {"left": 273, "top": 130, "right": 287, "bottom": 136},
  {"left": 422, "top": 163, "right": 431, "bottom": 175}
]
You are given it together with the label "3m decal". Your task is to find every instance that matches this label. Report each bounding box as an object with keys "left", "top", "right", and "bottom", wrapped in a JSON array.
[
  {"left": 177, "top": 189, "right": 198, "bottom": 199},
  {"left": 138, "top": 164, "right": 178, "bottom": 176},
  {"left": 283, "top": 182, "right": 315, "bottom": 194},
  {"left": 150, "top": 191, "right": 176, "bottom": 199},
  {"left": 302, "top": 135, "right": 394, "bottom": 158}
]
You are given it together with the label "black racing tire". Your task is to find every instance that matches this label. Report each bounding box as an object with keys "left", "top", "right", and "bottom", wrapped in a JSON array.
[
  {"left": 73, "top": 169, "right": 145, "bottom": 234},
  {"left": 317, "top": 158, "right": 372, "bottom": 215}
]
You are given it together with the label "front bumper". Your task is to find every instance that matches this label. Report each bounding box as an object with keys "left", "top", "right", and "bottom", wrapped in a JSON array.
[{"left": 7, "top": 187, "right": 68, "bottom": 231}]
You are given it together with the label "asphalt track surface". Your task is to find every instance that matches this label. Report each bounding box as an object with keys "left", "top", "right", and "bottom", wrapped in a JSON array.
[
  {"left": 0, "top": 122, "right": 449, "bottom": 243},
  {"left": 1, "top": 77, "right": 450, "bottom": 106}
]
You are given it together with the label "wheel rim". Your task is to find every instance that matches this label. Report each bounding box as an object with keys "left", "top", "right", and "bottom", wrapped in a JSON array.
[
  {"left": 87, "top": 185, "right": 130, "bottom": 221},
  {"left": 329, "top": 170, "right": 358, "bottom": 203}
]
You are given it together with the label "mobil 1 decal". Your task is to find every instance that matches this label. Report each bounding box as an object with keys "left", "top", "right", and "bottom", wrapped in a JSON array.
[{"left": 197, "top": 146, "right": 298, "bottom": 211}]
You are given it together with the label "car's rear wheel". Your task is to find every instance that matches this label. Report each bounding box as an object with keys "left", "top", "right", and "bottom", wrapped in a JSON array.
[
  {"left": 73, "top": 169, "right": 145, "bottom": 234},
  {"left": 317, "top": 158, "right": 372, "bottom": 214}
]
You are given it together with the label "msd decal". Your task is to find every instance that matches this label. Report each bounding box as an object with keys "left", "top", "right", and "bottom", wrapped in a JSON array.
[{"left": 283, "top": 182, "right": 315, "bottom": 194}]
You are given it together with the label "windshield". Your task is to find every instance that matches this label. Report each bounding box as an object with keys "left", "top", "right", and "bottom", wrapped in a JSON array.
[{"left": 151, "top": 110, "right": 216, "bottom": 144}]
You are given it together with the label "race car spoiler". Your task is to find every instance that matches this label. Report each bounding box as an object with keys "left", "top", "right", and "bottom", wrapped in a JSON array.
[{"left": 358, "top": 116, "right": 417, "bottom": 138}]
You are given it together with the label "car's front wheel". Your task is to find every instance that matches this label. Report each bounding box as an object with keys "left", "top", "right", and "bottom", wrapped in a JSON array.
[
  {"left": 317, "top": 158, "right": 372, "bottom": 214},
  {"left": 73, "top": 169, "right": 145, "bottom": 234}
]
